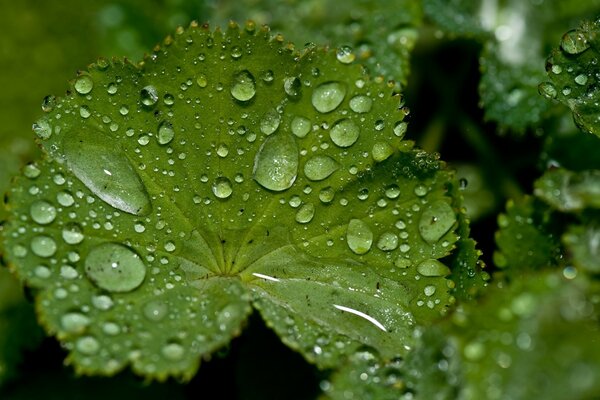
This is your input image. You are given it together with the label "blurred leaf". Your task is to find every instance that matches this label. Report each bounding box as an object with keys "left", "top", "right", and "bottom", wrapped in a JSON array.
[
  {"left": 563, "top": 223, "right": 600, "bottom": 274},
  {"left": 534, "top": 168, "right": 600, "bottom": 212}
]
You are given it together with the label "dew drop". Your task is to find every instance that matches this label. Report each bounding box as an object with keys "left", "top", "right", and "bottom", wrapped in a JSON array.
[
  {"left": 157, "top": 121, "right": 175, "bottom": 145},
  {"left": 304, "top": 155, "right": 340, "bottom": 181},
  {"left": 330, "top": 119, "right": 360, "bottom": 147},
  {"left": 284, "top": 77, "right": 302, "bottom": 99},
  {"left": 295, "top": 203, "right": 315, "bottom": 224},
  {"left": 30, "top": 200, "right": 57, "bottom": 225},
  {"left": 253, "top": 134, "right": 299, "bottom": 191},
  {"left": 31, "top": 236, "right": 57, "bottom": 258},
  {"left": 336, "top": 45, "right": 355, "bottom": 64},
  {"left": 575, "top": 74, "right": 588, "bottom": 86},
  {"left": 417, "top": 259, "right": 451, "bottom": 277},
  {"left": 213, "top": 177, "right": 233, "bottom": 199},
  {"left": 424, "top": 285, "right": 437, "bottom": 296},
  {"left": 319, "top": 187, "right": 335, "bottom": 203},
  {"left": 418, "top": 200, "right": 456, "bottom": 244},
  {"left": 231, "top": 70, "right": 256, "bottom": 102},
  {"left": 74, "top": 75, "right": 94, "bottom": 95},
  {"left": 291, "top": 116, "right": 311, "bottom": 138},
  {"left": 24, "top": 163, "right": 41, "bottom": 179},
  {"left": 63, "top": 137, "right": 151, "bottom": 216},
  {"left": 144, "top": 300, "right": 168, "bottom": 321},
  {"left": 385, "top": 185, "right": 401, "bottom": 199},
  {"left": 538, "top": 82, "right": 557, "bottom": 99},
  {"left": 377, "top": 232, "right": 399, "bottom": 251},
  {"left": 346, "top": 219, "right": 373, "bottom": 255},
  {"left": 85, "top": 243, "right": 146, "bottom": 293},
  {"left": 62, "top": 223, "right": 85, "bottom": 245},
  {"left": 61, "top": 312, "right": 90, "bottom": 334},
  {"left": 312, "top": 82, "right": 346, "bottom": 113},
  {"left": 196, "top": 74, "right": 208, "bottom": 88},
  {"left": 76, "top": 336, "right": 100, "bottom": 355},
  {"left": 57, "top": 191, "right": 75, "bottom": 207},
  {"left": 393, "top": 121, "right": 408, "bottom": 138},
  {"left": 260, "top": 109, "right": 281, "bottom": 135},
  {"left": 32, "top": 119, "right": 52, "bottom": 139},
  {"left": 92, "top": 295, "right": 114, "bottom": 310},
  {"left": 413, "top": 185, "right": 428, "bottom": 197},
  {"left": 162, "top": 342, "right": 185, "bottom": 361},
  {"left": 561, "top": 29, "right": 590, "bottom": 55},
  {"left": 349, "top": 95, "right": 372, "bottom": 113},
  {"left": 372, "top": 142, "right": 394, "bottom": 162},
  {"left": 140, "top": 85, "right": 159, "bottom": 107}
]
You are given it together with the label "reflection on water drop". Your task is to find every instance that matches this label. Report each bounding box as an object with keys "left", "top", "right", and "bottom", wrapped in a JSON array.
[
  {"left": 418, "top": 200, "right": 456, "bottom": 244},
  {"left": 253, "top": 134, "right": 298, "bottom": 191},
  {"left": 231, "top": 70, "right": 256, "bottom": 102},
  {"left": 74, "top": 75, "right": 94, "bottom": 95},
  {"left": 304, "top": 155, "right": 340, "bottom": 181},
  {"left": 346, "top": 219, "right": 373, "bottom": 255},
  {"left": 312, "top": 82, "right": 346, "bottom": 113},
  {"left": 140, "top": 85, "right": 158, "bottom": 107},
  {"left": 31, "top": 236, "right": 57, "bottom": 258},
  {"left": 213, "top": 177, "right": 233, "bottom": 199},
  {"left": 85, "top": 243, "right": 146, "bottom": 293},
  {"left": 62, "top": 223, "right": 85, "bottom": 245},
  {"left": 336, "top": 46, "right": 355, "bottom": 64},
  {"left": 157, "top": 121, "right": 175, "bottom": 145},
  {"left": 561, "top": 29, "right": 590, "bottom": 55},
  {"left": 30, "top": 200, "right": 57, "bottom": 225}
]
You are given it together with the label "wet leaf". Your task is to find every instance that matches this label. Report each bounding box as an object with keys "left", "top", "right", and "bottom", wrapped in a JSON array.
[
  {"left": 534, "top": 168, "right": 600, "bottom": 212},
  {"left": 563, "top": 223, "right": 600, "bottom": 274},
  {"left": 2, "top": 22, "right": 466, "bottom": 379}
]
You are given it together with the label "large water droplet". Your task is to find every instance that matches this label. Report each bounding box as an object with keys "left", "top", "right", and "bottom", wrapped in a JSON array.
[
  {"left": 85, "top": 243, "right": 146, "bottom": 293},
  {"left": 31, "top": 236, "right": 57, "bottom": 258},
  {"left": 140, "top": 85, "right": 159, "bottom": 107},
  {"left": 74, "top": 75, "right": 94, "bottom": 95},
  {"left": 157, "top": 121, "right": 175, "bottom": 145},
  {"left": 418, "top": 200, "right": 456, "bottom": 244},
  {"left": 561, "top": 29, "right": 590, "bottom": 55},
  {"left": 295, "top": 203, "right": 315, "bottom": 224},
  {"left": 312, "top": 82, "right": 346, "bottom": 113},
  {"left": 349, "top": 95, "right": 372, "bottom": 113},
  {"left": 253, "top": 134, "right": 298, "bottom": 191},
  {"left": 416, "top": 259, "right": 451, "bottom": 277},
  {"left": 231, "top": 70, "right": 256, "bottom": 102},
  {"left": 213, "top": 177, "right": 233, "bottom": 199},
  {"left": 61, "top": 312, "right": 90, "bottom": 334},
  {"left": 64, "top": 136, "right": 151, "bottom": 216},
  {"left": 33, "top": 119, "right": 52, "bottom": 139},
  {"left": 260, "top": 109, "right": 281, "bottom": 135},
  {"left": 336, "top": 46, "right": 355, "bottom": 64},
  {"left": 304, "top": 155, "right": 340, "bottom": 181},
  {"left": 62, "top": 223, "right": 85, "bottom": 245},
  {"left": 291, "top": 116, "right": 311, "bottom": 138},
  {"left": 330, "top": 119, "right": 360, "bottom": 147},
  {"left": 30, "top": 200, "right": 57, "bottom": 225},
  {"left": 346, "top": 219, "right": 373, "bottom": 255}
]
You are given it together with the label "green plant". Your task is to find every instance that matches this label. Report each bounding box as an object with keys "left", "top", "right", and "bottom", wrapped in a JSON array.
[{"left": 0, "top": 1, "right": 598, "bottom": 399}]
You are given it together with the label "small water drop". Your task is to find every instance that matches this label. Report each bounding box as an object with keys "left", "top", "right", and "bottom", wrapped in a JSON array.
[
  {"left": 393, "top": 121, "right": 408, "bottom": 138},
  {"left": 538, "top": 82, "right": 557, "bottom": 99},
  {"left": 140, "top": 85, "right": 158, "bottom": 107},
  {"left": 74, "top": 74, "right": 94, "bottom": 95},
  {"left": 213, "top": 177, "right": 233, "bottom": 199},
  {"left": 319, "top": 187, "right": 335, "bottom": 203},
  {"left": 330, "top": 119, "right": 360, "bottom": 147},
  {"left": 413, "top": 185, "right": 428, "bottom": 197},
  {"left": 253, "top": 134, "right": 298, "bottom": 191},
  {"left": 157, "top": 121, "right": 175, "bottom": 145},
  {"left": 57, "top": 191, "right": 75, "bottom": 207},
  {"left": 30, "top": 200, "right": 57, "bottom": 225},
  {"left": 295, "top": 203, "right": 315, "bottom": 224},
  {"left": 561, "top": 29, "right": 590, "bottom": 55},
  {"left": 144, "top": 300, "right": 168, "bottom": 321},
  {"left": 336, "top": 46, "right": 355, "bottom": 64},
  {"left": 291, "top": 116, "right": 311, "bottom": 138},
  {"left": 372, "top": 142, "right": 394, "bottom": 162},
  {"left": 416, "top": 259, "right": 451, "bottom": 277},
  {"left": 574, "top": 74, "right": 588, "bottom": 86},
  {"left": 304, "top": 155, "right": 340, "bottom": 181},
  {"left": 424, "top": 285, "right": 437, "bottom": 296},
  {"left": 349, "top": 95, "right": 372, "bottom": 113},
  {"left": 196, "top": 74, "right": 208, "bottom": 88},
  {"left": 62, "top": 223, "right": 85, "bottom": 245},
  {"left": 377, "top": 232, "right": 399, "bottom": 251},
  {"left": 312, "top": 82, "right": 346, "bottom": 113},
  {"left": 385, "top": 185, "right": 401, "bottom": 199},
  {"left": 32, "top": 119, "right": 52, "bottom": 139},
  {"left": 31, "top": 236, "right": 57, "bottom": 258},
  {"left": 61, "top": 312, "right": 90, "bottom": 334},
  {"left": 418, "top": 200, "right": 456, "bottom": 244},
  {"left": 85, "top": 243, "right": 146, "bottom": 293},
  {"left": 76, "top": 336, "right": 100, "bottom": 355},
  {"left": 284, "top": 77, "right": 302, "bottom": 99},
  {"left": 24, "top": 163, "right": 41, "bottom": 179},
  {"left": 346, "top": 219, "right": 373, "bottom": 255},
  {"left": 41, "top": 95, "right": 56, "bottom": 112},
  {"left": 260, "top": 109, "right": 281, "bottom": 135},
  {"left": 231, "top": 70, "right": 256, "bottom": 102},
  {"left": 162, "top": 342, "right": 185, "bottom": 361}
]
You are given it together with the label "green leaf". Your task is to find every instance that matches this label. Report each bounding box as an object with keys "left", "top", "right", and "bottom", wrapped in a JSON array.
[
  {"left": 563, "top": 223, "right": 600, "bottom": 274},
  {"left": 2, "top": 22, "right": 465, "bottom": 379},
  {"left": 534, "top": 168, "right": 600, "bottom": 212},
  {"left": 493, "top": 196, "right": 562, "bottom": 270},
  {"left": 543, "top": 17, "right": 600, "bottom": 138}
]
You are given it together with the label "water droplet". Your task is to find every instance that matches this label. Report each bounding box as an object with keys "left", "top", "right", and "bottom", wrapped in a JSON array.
[
  {"left": 418, "top": 200, "right": 456, "bottom": 244},
  {"left": 260, "top": 109, "right": 281, "bottom": 135},
  {"left": 575, "top": 74, "right": 588, "bottom": 86},
  {"left": 74, "top": 75, "right": 94, "bottom": 95},
  {"left": 330, "top": 119, "right": 360, "bottom": 147},
  {"left": 304, "top": 155, "right": 340, "bottom": 181},
  {"left": 424, "top": 285, "right": 436, "bottom": 296},
  {"left": 30, "top": 200, "right": 57, "bottom": 225},
  {"left": 164, "top": 241, "right": 176, "bottom": 252},
  {"left": 32, "top": 119, "right": 52, "bottom": 139},
  {"left": 63, "top": 138, "right": 151, "bottom": 215},
  {"left": 41, "top": 95, "right": 56, "bottom": 112},
  {"left": 24, "top": 163, "right": 41, "bottom": 179},
  {"left": 295, "top": 203, "right": 315, "bottom": 224},
  {"left": 336, "top": 46, "right": 355, "bottom": 64},
  {"left": 261, "top": 70, "right": 274, "bottom": 83},
  {"left": 31, "top": 236, "right": 57, "bottom": 258},
  {"left": 253, "top": 134, "right": 298, "bottom": 191},
  {"left": 162, "top": 342, "right": 184, "bottom": 361},
  {"left": 140, "top": 85, "right": 158, "bottom": 107},
  {"left": 394, "top": 256, "right": 411, "bottom": 269},
  {"left": 92, "top": 295, "right": 114, "bottom": 310},
  {"left": 291, "top": 116, "right": 311, "bottom": 138},
  {"left": 61, "top": 312, "right": 90, "bottom": 334},
  {"left": 85, "top": 243, "right": 146, "bottom": 293},
  {"left": 164, "top": 93, "right": 175, "bottom": 106},
  {"left": 157, "top": 121, "right": 175, "bottom": 145},
  {"left": 372, "top": 142, "right": 394, "bottom": 162},
  {"left": 76, "top": 336, "right": 100, "bottom": 355},
  {"left": 57, "top": 191, "right": 75, "bottom": 207},
  {"left": 34, "top": 265, "right": 51, "bottom": 278},
  {"left": 62, "top": 223, "right": 85, "bottom": 245},
  {"left": 231, "top": 70, "right": 256, "bottom": 102},
  {"left": 561, "top": 29, "right": 590, "bottom": 55},
  {"left": 393, "top": 121, "right": 408, "bottom": 138},
  {"left": 103, "top": 322, "right": 121, "bottom": 335},
  {"left": 349, "top": 95, "right": 372, "bottom": 113},
  {"left": 312, "top": 82, "right": 346, "bottom": 113},
  {"left": 319, "top": 187, "right": 335, "bottom": 203},
  {"left": 346, "top": 219, "right": 373, "bottom": 255},
  {"left": 230, "top": 46, "right": 243, "bottom": 59},
  {"left": 413, "top": 185, "right": 428, "bottom": 197},
  {"left": 377, "top": 232, "right": 399, "bottom": 251},
  {"left": 385, "top": 185, "right": 401, "bottom": 199},
  {"left": 284, "top": 77, "right": 302, "bottom": 99},
  {"left": 417, "top": 259, "right": 451, "bottom": 277},
  {"left": 196, "top": 74, "right": 208, "bottom": 88},
  {"left": 538, "top": 82, "right": 557, "bottom": 99},
  {"left": 144, "top": 300, "right": 168, "bottom": 321},
  {"left": 213, "top": 177, "right": 233, "bottom": 199}
]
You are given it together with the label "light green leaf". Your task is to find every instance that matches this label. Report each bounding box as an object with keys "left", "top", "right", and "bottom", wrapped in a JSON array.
[
  {"left": 534, "top": 168, "right": 600, "bottom": 212},
  {"left": 563, "top": 224, "right": 600, "bottom": 274},
  {"left": 3, "top": 22, "right": 464, "bottom": 379}
]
